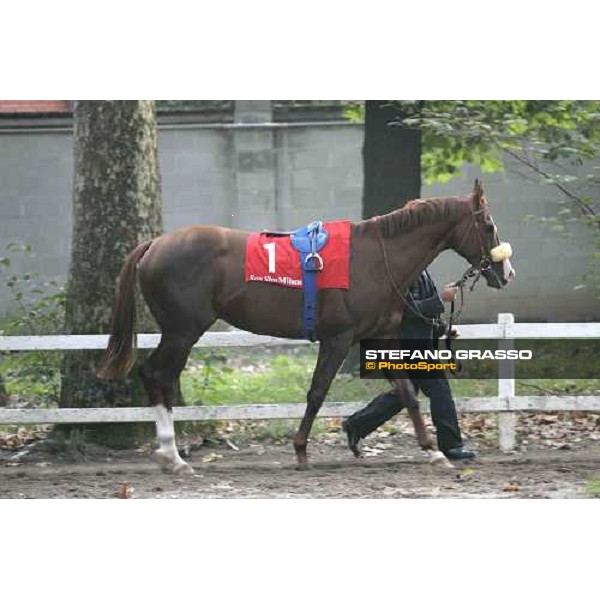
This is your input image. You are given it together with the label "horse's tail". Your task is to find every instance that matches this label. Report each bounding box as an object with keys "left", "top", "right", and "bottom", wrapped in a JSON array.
[{"left": 96, "top": 239, "right": 154, "bottom": 380}]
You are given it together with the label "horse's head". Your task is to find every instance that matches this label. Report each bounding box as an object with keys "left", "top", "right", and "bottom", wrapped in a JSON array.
[{"left": 452, "top": 180, "right": 515, "bottom": 289}]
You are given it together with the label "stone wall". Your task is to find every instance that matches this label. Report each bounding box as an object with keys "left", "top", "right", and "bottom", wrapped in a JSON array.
[{"left": 0, "top": 101, "right": 598, "bottom": 325}]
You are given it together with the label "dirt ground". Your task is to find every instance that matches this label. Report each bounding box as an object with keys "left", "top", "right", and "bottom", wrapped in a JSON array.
[{"left": 2, "top": 417, "right": 600, "bottom": 498}]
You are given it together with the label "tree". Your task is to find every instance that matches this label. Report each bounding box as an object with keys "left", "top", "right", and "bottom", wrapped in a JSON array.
[
  {"left": 362, "top": 101, "right": 422, "bottom": 217},
  {"left": 59, "top": 101, "right": 163, "bottom": 448},
  {"left": 342, "top": 101, "right": 423, "bottom": 373}
]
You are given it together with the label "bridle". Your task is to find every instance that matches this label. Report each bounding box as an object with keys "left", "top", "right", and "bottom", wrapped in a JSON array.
[
  {"left": 374, "top": 205, "right": 495, "bottom": 328},
  {"left": 454, "top": 206, "right": 495, "bottom": 282}
]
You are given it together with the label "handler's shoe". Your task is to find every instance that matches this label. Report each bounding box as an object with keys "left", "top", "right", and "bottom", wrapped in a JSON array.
[
  {"left": 443, "top": 447, "right": 476, "bottom": 461},
  {"left": 342, "top": 419, "right": 362, "bottom": 458}
]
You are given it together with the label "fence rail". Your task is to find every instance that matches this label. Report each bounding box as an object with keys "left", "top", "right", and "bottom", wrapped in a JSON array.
[
  {"left": 1, "top": 313, "right": 599, "bottom": 451},
  {"left": 2, "top": 321, "right": 600, "bottom": 352}
]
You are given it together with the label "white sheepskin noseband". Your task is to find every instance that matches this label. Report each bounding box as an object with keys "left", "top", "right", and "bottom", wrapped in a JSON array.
[{"left": 490, "top": 242, "right": 512, "bottom": 262}]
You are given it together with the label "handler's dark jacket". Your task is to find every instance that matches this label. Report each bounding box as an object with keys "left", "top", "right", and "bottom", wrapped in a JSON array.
[
  {"left": 399, "top": 270, "right": 447, "bottom": 344},
  {"left": 347, "top": 269, "right": 463, "bottom": 451}
]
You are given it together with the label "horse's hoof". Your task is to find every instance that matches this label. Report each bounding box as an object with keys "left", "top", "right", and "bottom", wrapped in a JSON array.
[
  {"left": 152, "top": 449, "right": 173, "bottom": 469},
  {"left": 295, "top": 448, "right": 310, "bottom": 467},
  {"left": 427, "top": 450, "right": 454, "bottom": 469},
  {"left": 295, "top": 462, "right": 311, "bottom": 471},
  {"left": 351, "top": 447, "right": 363, "bottom": 459},
  {"left": 420, "top": 435, "right": 435, "bottom": 449},
  {"left": 428, "top": 450, "right": 454, "bottom": 469},
  {"left": 342, "top": 419, "right": 362, "bottom": 458},
  {"left": 173, "top": 461, "right": 195, "bottom": 475},
  {"left": 294, "top": 441, "right": 308, "bottom": 466}
]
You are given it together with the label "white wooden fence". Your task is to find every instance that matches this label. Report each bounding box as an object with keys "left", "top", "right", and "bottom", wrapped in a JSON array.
[{"left": 1, "top": 313, "right": 599, "bottom": 451}]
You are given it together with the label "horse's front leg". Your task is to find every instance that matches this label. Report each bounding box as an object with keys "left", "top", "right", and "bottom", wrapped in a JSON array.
[
  {"left": 293, "top": 331, "right": 354, "bottom": 464},
  {"left": 391, "top": 376, "right": 453, "bottom": 469}
]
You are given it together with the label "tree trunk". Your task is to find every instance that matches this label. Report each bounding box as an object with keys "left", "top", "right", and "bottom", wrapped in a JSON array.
[
  {"left": 362, "top": 100, "right": 422, "bottom": 217},
  {"left": 342, "top": 101, "right": 423, "bottom": 374},
  {"left": 59, "top": 101, "right": 163, "bottom": 448},
  {"left": 0, "top": 377, "right": 8, "bottom": 407}
]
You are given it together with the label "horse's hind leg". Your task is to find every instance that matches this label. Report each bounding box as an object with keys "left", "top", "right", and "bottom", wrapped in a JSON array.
[
  {"left": 293, "top": 331, "right": 353, "bottom": 464},
  {"left": 141, "top": 331, "right": 208, "bottom": 475}
]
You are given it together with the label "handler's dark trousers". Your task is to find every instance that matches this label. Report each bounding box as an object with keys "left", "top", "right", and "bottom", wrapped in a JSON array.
[{"left": 345, "top": 375, "right": 463, "bottom": 452}]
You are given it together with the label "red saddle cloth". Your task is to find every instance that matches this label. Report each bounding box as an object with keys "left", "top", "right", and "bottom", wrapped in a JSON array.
[{"left": 245, "top": 220, "right": 351, "bottom": 289}]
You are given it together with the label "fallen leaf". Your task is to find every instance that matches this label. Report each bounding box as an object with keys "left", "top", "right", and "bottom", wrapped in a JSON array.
[
  {"left": 201, "top": 452, "right": 223, "bottom": 463},
  {"left": 363, "top": 447, "right": 384, "bottom": 456},
  {"left": 117, "top": 483, "right": 133, "bottom": 499},
  {"left": 540, "top": 415, "right": 559, "bottom": 424},
  {"left": 503, "top": 481, "right": 520, "bottom": 492},
  {"left": 373, "top": 442, "right": 392, "bottom": 450}
]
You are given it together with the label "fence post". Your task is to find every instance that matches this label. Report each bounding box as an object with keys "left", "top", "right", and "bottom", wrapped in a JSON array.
[{"left": 497, "top": 312, "right": 516, "bottom": 451}]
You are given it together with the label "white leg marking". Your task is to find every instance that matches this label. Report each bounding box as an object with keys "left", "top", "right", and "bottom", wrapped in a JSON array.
[
  {"left": 426, "top": 449, "right": 454, "bottom": 469},
  {"left": 153, "top": 404, "right": 194, "bottom": 474}
]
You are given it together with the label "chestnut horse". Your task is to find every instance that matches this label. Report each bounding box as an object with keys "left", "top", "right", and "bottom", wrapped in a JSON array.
[{"left": 97, "top": 180, "right": 514, "bottom": 474}]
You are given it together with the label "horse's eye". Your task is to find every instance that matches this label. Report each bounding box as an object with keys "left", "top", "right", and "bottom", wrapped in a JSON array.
[{"left": 485, "top": 223, "right": 495, "bottom": 234}]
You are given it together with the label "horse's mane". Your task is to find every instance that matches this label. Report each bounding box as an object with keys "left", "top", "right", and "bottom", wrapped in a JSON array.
[{"left": 373, "top": 196, "right": 469, "bottom": 237}]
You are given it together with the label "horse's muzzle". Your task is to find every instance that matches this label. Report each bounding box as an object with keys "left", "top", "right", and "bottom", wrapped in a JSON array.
[
  {"left": 503, "top": 259, "right": 515, "bottom": 285},
  {"left": 491, "top": 242, "right": 515, "bottom": 287},
  {"left": 485, "top": 256, "right": 515, "bottom": 288}
]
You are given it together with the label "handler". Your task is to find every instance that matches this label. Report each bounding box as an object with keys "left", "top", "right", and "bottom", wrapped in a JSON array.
[{"left": 343, "top": 269, "right": 476, "bottom": 461}]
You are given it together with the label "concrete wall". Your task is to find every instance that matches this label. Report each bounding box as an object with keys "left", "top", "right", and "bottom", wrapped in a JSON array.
[{"left": 0, "top": 102, "right": 598, "bottom": 326}]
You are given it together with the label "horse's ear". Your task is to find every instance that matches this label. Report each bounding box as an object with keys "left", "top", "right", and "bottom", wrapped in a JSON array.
[{"left": 472, "top": 179, "right": 486, "bottom": 209}]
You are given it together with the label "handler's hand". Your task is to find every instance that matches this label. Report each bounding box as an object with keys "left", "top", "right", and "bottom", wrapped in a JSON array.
[{"left": 442, "top": 285, "right": 459, "bottom": 303}]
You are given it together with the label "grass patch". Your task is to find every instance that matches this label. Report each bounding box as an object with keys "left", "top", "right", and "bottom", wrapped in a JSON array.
[
  {"left": 0, "top": 350, "right": 62, "bottom": 403},
  {"left": 181, "top": 347, "right": 391, "bottom": 407},
  {"left": 585, "top": 478, "right": 600, "bottom": 498},
  {"left": 181, "top": 347, "right": 600, "bottom": 409}
]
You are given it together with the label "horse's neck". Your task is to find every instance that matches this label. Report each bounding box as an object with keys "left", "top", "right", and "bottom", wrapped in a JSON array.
[{"left": 379, "top": 209, "right": 464, "bottom": 284}]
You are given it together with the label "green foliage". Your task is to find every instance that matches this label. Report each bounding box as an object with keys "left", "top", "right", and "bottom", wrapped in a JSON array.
[
  {"left": 343, "top": 102, "right": 364, "bottom": 123},
  {"left": 392, "top": 100, "right": 600, "bottom": 185},
  {"left": 182, "top": 351, "right": 317, "bottom": 406},
  {"left": 585, "top": 478, "right": 600, "bottom": 498},
  {"left": 0, "top": 242, "right": 66, "bottom": 335},
  {"left": 181, "top": 347, "right": 394, "bottom": 409},
  {"left": 0, "top": 351, "right": 62, "bottom": 402},
  {"left": 0, "top": 242, "right": 66, "bottom": 402}
]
